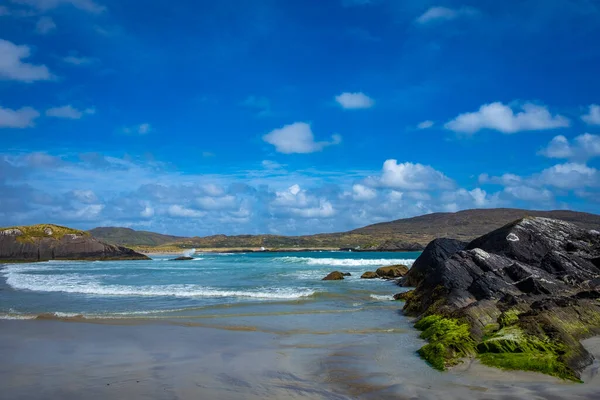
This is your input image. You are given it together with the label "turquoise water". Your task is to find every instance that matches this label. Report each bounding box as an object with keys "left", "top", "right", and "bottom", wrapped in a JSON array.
[{"left": 0, "top": 251, "right": 419, "bottom": 320}]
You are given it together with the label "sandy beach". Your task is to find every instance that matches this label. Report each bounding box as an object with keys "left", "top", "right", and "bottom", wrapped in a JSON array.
[{"left": 2, "top": 318, "right": 600, "bottom": 400}]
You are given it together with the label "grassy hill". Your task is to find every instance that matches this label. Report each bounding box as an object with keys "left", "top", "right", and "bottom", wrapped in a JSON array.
[
  {"left": 89, "top": 208, "right": 600, "bottom": 251},
  {"left": 87, "top": 227, "right": 183, "bottom": 247}
]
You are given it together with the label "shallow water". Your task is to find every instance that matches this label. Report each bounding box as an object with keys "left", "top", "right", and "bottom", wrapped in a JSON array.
[{"left": 2, "top": 252, "right": 600, "bottom": 399}]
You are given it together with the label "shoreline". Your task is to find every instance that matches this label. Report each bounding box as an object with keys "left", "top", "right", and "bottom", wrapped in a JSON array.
[{"left": 2, "top": 318, "right": 600, "bottom": 400}]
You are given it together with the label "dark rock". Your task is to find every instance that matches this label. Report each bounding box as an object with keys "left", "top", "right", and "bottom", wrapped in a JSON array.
[
  {"left": 361, "top": 271, "right": 378, "bottom": 279},
  {"left": 341, "top": 272, "right": 351, "bottom": 276},
  {"left": 0, "top": 225, "right": 149, "bottom": 262},
  {"left": 403, "top": 238, "right": 467, "bottom": 287},
  {"left": 171, "top": 256, "right": 194, "bottom": 261},
  {"left": 376, "top": 265, "right": 409, "bottom": 278},
  {"left": 322, "top": 271, "right": 344, "bottom": 280},
  {"left": 403, "top": 217, "right": 600, "bottom": 379}
]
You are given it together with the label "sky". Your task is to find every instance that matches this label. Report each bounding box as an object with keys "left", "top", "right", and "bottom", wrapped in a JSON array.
[{"left": 1, "top": 0, "right": 600, "bottom": 236}]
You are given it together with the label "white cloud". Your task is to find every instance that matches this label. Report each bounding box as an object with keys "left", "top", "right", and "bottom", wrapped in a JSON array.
[
  {"left": 35, "top": 16, "right": 56, "bottom": 34},
  {"left": 12, "top": 0, "right": 105, "bottom": 13},
  {"left": 417, "top": 120, "right": 434, "bottom": 129},
  {"left": 263, "top": 122, "right": 341, "bottom": 154},
  {"left": 371, "top": 159, "right": 455, "bottom": 190},
  {"left": 539, "top": 134, "right": 600, "bottom": 161},
  {"left": 416, "top": 6, "right": 478, "bottom": 24},
  {"left": 335, "top": 92, "right": 374, "bottom": 109},
  {"left": 479, "top": 173, "right": 522, "bottom": 186},
  {"left": 538, "top": 163, "right": 599, "bottom": 189},
  {"left": 46, "top": 105, "right": 95, "bottom": 119},
  {"left": 122, "top": 123, "right": 151, "bottom": 135},
  {"left": 445, "top": 102, "right": 570, "bottom": 134},
  {"left": 167, "top": 205, "right": 205, "bottom": 218},
  {"left": 71, "top": 189, "right": 98, "bottom": 203},
  {"left": 140, "top": 205, "right": 154, "bottom": 218},
  {"left": 582, "top": 104, "right": 600, "bottom": 125},
  {"left": 291, "top": 200, "right": 335, "bottom": 218},
  {"left": 63, "top": 55, "right": 95, "bottom": 65},
  {"left": 196, "top": 195, "right": 237, "bottom": 210},
  {"left": 0, "top": 39, "right": 52, "bottom": 82},
  {"left": 503, "top": 186, "right": 553, "bottom": 202},
  {"left": 352, "top": 184, "right": 377, "bottom": 201},
  {"left": 0, "top": 106, "right": 40, "bottom": 128}
]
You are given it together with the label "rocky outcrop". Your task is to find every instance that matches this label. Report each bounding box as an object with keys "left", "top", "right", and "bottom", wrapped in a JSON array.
[
  {"left": 401, "top": 217, "right": 600, "bottom": 381},
  {"left": 171, "top": 256, "right": 194, "bottom": 261},
  {"left": 322, "top": 271, "right": 345, "bottom": 280},
  {"left": 376, "top": 265, "right": 409, "bottom": 278},
  {"left": 0, "top": 224, "right": 150, "bottom": 262},
  {"left": 361, "top": 271, "right": 378, "bottom": 279}
]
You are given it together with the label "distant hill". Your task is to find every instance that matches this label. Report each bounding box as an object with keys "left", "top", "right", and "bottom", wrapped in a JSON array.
[
  {"left": 89, "top": 208, "right": 600, "bottom": 251},
  {"left": 88, "top": 227, "right": 184, "bottom": 246}
]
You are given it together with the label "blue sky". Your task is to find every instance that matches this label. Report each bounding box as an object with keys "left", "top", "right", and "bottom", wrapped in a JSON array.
[{"left": 1, "top": 0, "right": 600, "bottom": 236}]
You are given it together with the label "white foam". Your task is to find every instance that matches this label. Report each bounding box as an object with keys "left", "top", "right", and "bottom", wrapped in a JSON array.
[
  {"left": 276, "top": 257, "right": 415, "bottom": 267},
  {"left": 5, "top": 270, "right": 315, "bottom": 299},
  {"left": 0, "top": 314, "right": 36, "bottom": 320},
  {"left": 369, "top": 294, "right": 393, "bottom": 301}
]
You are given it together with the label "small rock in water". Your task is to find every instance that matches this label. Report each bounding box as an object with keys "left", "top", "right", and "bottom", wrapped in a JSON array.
[
  {"left": 342, "top": 272, "right": 351, "bottom": 276},
  {"left": 322, "top": 271, "right": 345, "bottom": 280},
  {"left": 361, "top": 271, "right": 378, "bottom": 279},
  {"left": 376, "top": 265, "right": 409, "bottom": 278},
  {"left": 171, "top": 256, "right": 194, "bottom": 261}
]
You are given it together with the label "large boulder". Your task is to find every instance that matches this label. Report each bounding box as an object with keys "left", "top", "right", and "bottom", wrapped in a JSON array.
[
  {"left": 322, "top": 271, "right": 345, "bottom": 280},
  {"left": 402, "top": 217, "right": 600, "bottom": 380},
  {"left": 0, "top": 224, "right": 150, "bottom": 262},
  {"left": 376, "top": 264, "right": 409, "bottom": 278},
  {"left": 361, "top": 271, "right": 378, "bottom": 279}
]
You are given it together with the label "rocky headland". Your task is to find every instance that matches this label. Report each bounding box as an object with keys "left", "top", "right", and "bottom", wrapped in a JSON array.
[
  {"left": 398, "top": 217, "right": 600, "bottom": 381},
  {"left": 0, "top": 224, "right": 150, "bottom": 262}
]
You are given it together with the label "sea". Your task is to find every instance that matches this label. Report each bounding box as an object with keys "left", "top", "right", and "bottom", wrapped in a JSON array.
[{"left": 0, "top": 251, "right": 418, "bottom": 320}]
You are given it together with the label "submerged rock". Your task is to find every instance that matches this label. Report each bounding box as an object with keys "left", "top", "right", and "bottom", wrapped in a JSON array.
[
  {"left": 402, "top": 217, "right": 600, "bottom": 380},
  {"left": 171, "top": 256, "right": 194, "bottom": 261},
  {"left": 361, "top": 271, "right": 378, "bottom": 279},
  {"left": 322, "top": 271, "right": 345, "bottom": 280},
  {"left": 342, "top": 272, "right": 351, "bottom": 276}
]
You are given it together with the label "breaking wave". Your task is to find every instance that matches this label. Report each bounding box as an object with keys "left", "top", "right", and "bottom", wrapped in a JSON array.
[{"left": 275, "top": 257, "right": 414, "bottom": 267}]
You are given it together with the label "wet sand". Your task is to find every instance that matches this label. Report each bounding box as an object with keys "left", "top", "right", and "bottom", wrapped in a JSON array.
[{"left": 2, "top": 319, "right": 600, "bottom": 400}]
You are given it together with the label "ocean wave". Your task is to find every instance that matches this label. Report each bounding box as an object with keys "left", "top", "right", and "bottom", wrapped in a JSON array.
[
  {"left": 275, "top": 257, "right": 415, "bottom": 267},
  {"left": 5, "top": 271, "right": 315, "bottom": 299},
  {"left": 369, "top": 294, "right": 394, "bottom": 301}
]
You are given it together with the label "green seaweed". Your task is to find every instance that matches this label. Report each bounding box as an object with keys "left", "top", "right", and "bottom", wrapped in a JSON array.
[
  {"left": 498, "top": 309, "right": 521, "bottom": 328},
  {"left": 476, "top": 325, "right": 578, "bottom": 381},
  {"left": 415, "top": 315, "right": 476, "bottom": 370}
]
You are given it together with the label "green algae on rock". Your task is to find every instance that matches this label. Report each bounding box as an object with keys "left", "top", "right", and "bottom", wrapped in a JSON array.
[{"left": 401, "top": 217, "right": 600, "bottom": 380}]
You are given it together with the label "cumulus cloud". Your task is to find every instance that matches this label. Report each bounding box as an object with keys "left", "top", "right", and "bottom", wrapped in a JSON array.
[
  {"left": 582, "top": 104, "right": 600, "bottom": 125},
  {"left": 335, "top": 92, "right": 375, "bottom": 109},
  {"left": 35, "top": 16, "right": 56, "bottom": 34},
  {"left": 417, "top": 120, "right": 434, "bottom": 129},
  {"left": 539, "top": 134, "right": 600, "bottom": 161},
  {"left": 352, "top": 184, "right": 377, "bottom": 201},
  {"left": 263, "top": 122, "right": 341, "bottom": 154},
  {"left": 416, "top": 6, "right": 478, "bottom": 24},
  {"left": 46, "top": 105, "right": 95, "bottom": 119},
  {"left": 538, "top": 163, "right": 599, "bottom": 190},
  {"left": 445, "top": 102, "right": 570, "bottom": 134},
  {"left": 0, "top": 39, "right": 52, "bottom": 82},
  {"left": 370, "top": 159, "right": 455, "bottom": 190},
  {"left": 12, "top": 0, "right": 106, "bottom": 13},
  {"left": 0, "top": 106, "right": 40, "bottom": 128},
  {"left": 503, "top": 186, "right": 553, "bottom": 202}
]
